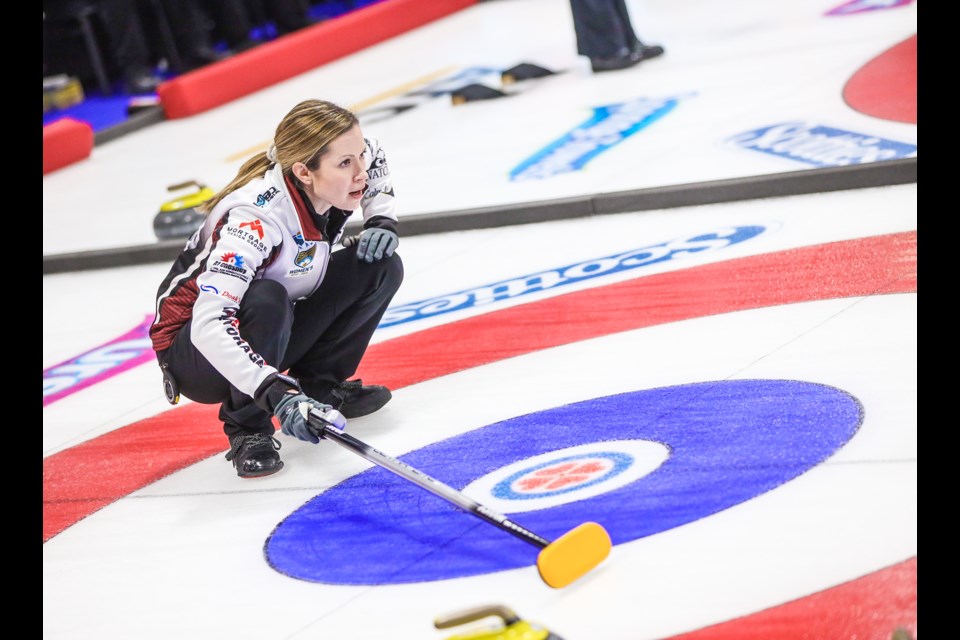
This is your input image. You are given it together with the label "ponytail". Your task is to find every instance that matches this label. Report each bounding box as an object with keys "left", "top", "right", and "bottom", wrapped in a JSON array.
[{"left": 199, "top": 152, "right": 273, "bottom": 214}]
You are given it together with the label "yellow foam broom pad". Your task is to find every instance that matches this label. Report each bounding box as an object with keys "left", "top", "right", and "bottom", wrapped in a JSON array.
[{"left": 536, "top": 522, "right": 612, "bottom": 588}]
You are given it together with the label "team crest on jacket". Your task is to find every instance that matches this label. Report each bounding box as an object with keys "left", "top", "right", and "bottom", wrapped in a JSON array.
[
  {"left": 291, "top": 232, "right": 316, "bottom": 271},
  {"left": 295, "top": 245, "right": 316, "bottom": 268}
]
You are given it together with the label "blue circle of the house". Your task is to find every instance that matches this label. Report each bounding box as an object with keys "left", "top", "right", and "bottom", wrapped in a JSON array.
[{"left": 266, "top": 380, "right": 862, "bottom": 585}]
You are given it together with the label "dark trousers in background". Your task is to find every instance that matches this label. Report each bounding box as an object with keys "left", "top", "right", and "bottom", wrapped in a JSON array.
[
  {"left": 569, "top": 0, "right": 640, "bottom": 59},
  {"left": 159, "top": 246, "right": 403, "bottom": 440}
]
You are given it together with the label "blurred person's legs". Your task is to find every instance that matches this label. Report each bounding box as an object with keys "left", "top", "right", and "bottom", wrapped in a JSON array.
[
  {"left": 96, "top": 0, "right": 164, "bottom": 92},
  {"left": 48, "top": 0, "right": 165, "bottom": 93},
  {"left": 245, "top": 0, "right": 312, "bottom": 37},
  {"left": 569, "top": 0, "right": 663, "bottom": 73},
  {"left": 142, "top": 0, "right": 226, "bottom": 72},
  {"left": 201, "top": 0, "right": 260, "bottom": 54},
  {"left": 611, "top": 0, "right": 664, "bottom": 59}
]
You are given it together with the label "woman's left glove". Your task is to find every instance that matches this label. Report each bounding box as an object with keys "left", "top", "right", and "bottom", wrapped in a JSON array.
[{"left": 344, "top": 228, "right": 398, "bottom": 262}]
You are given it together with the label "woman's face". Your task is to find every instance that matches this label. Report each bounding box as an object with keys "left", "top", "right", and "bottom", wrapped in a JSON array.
[{"left": 294, "top": 124, "right": 368, "bottom": 213}]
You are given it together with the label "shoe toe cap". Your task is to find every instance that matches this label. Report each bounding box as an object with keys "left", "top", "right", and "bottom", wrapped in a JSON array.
[
  {"left": 641, "top": 45, "right": 665, "bottom": 58},
  {"left": 238, "top": 455, "right": 284, "bottom": 478},
  {"left": 590, "top": 52, "right": 643, "bottom": 72}
]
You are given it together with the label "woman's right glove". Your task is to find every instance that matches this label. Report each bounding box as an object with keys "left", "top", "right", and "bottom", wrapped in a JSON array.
[
  {"left": 343, "top": 227, "right": 399, "bottom": 262},
  {"left": 255, "top": 373, "right": 333, "bottom": 444}
]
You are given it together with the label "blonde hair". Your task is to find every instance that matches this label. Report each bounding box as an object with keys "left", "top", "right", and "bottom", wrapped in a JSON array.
[{"left": 201, "top": 99, "right": 359, "bottom": 213}]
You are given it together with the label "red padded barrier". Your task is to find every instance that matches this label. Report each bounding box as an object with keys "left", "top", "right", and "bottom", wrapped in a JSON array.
[
  {"left": 43, "top": 118, "right": 94, "bottom": 175},
  {"left": 158, "top": 0, "right": 478, "bottom": 119}
]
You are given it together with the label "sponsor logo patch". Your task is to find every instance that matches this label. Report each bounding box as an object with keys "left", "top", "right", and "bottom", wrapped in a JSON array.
[
  {"left": 211, "top": 252, "right": 250, "bottom": 282},
  {"left": 225, "top": 226, "right": 267, "bottom": 253},
  {"left": 254, "top": 187, "right": 280, "bottom": 208},
  {"left": 367, "top": 145, "right": 390, "bottom": 180},
  {"left": 380, "top": 225, "right": 766, "bottom": 328},
  {"left": 510, "top": 95, "right": 687, "bottom": 181},
  {"left": 219, "top": 252, "right": 244, "bottom": 269},
  {"left": 725, "top": 122, "right": 916, "bottom": 167},
  {"left": 239, "top": 220, "right": 265, "bottom": 239},
  {"left": 217, "top": 307, "right": 264, "bottom": 366}
]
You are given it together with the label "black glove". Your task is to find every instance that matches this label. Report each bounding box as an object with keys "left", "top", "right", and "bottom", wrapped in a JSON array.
[
  {"left": 255, "top": 373, "right": 333, "bottom": 444},
  {"left": 343, "top": 227, "right": 399, "bottom": 262}
]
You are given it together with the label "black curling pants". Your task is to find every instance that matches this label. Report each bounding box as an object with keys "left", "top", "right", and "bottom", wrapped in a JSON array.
[
  {"left": 569, "top": 0, "right": 639, "bottom": 59},
  {"left": 158, "top": 247, "right": 403, "bottom": 440}
]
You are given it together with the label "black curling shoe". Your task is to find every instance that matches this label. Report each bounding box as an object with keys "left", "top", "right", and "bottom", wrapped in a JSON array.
[
  {"left": 590, "top": 50, "right": 644, "bottom": 73},
  {"left": 225, "top": 433, "right": 284, "bottom": 478},
  {"left": 632, "top": 42, "right": 665, "bottom": 60},
  {"left": 319, "top": 379, "right": 392, "bottom": 418}
]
